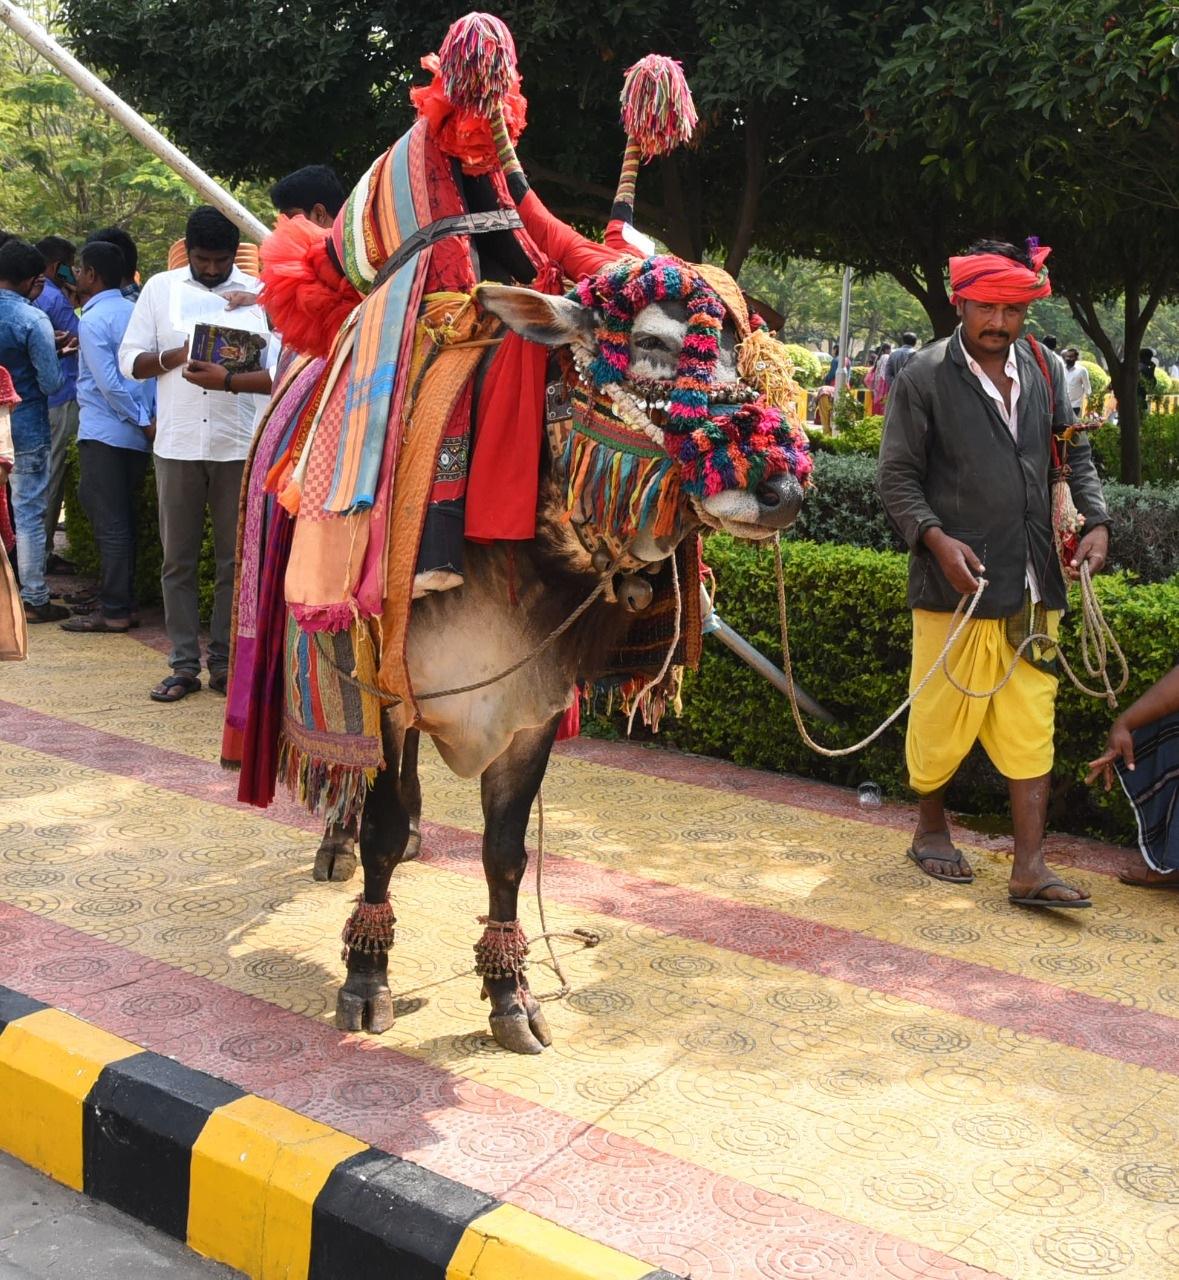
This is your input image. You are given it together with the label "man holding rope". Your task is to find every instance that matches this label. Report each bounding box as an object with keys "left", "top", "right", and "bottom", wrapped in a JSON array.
[{"left": 877, "top": 239, "right": 1109, "bottom": 907}]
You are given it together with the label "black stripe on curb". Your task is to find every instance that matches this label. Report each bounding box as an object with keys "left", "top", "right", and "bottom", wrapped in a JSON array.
[
  {"left": 0, "top": 986, "right": 46, "bottom": 1030},
  {"left": 84, "top": 1050, "right": 245, "bottom": 1241},
  {"left": 309, "top": 1148, "right": 496, "bottom": 1279},
  {"left": 0, "top": 983, "right": 687, "bottom": 1280}
]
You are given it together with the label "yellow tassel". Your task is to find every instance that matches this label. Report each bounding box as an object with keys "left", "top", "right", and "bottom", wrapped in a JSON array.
[{"left": 738, "top": 329, "right": 804, "bottom": 412}]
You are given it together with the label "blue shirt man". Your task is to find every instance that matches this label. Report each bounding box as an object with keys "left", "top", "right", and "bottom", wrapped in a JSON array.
[
  {"left": 33, "top": 276, "right": 78, "bottom": 408},
  {"left": 77, "top": 289, "right": 153, "bottom": 451},
  {"left": 0, "top": 283, "right": 62, "bottom": 454},
  {"left": 0, "top": 239, "right": 66, "bottom": 617}
]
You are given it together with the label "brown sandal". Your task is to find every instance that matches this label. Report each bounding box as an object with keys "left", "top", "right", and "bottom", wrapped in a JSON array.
[
  {"left": 60, "top": 614, "right": 130, "bottom": 633},
  {"left": 1009, "top": 877, "right": 1092, "bottom": 909},
  {"left": 149, "top": 673, "right": 201, "bottom": 703}
]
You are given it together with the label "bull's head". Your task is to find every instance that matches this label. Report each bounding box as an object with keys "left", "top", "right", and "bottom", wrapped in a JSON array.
[{"left": 479, "top": 255, "right": 811, "bottom": 557}]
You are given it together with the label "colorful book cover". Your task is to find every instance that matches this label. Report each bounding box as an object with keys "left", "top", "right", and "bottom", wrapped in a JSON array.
[{"left": 190, "top": 323, "right": 267, "bottom": 374}]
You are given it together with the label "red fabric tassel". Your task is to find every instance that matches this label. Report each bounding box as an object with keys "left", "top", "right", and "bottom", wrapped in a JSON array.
[{"left": 260, "top": 215, "right": 361, "bottom": 358}]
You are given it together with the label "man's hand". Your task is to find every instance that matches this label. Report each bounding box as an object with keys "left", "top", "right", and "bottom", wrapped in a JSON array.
[
  {"left": 160, "top": 341, "right": 189, "bottom": 373},
  {"left": 142, "top": 419, "right": 156, "bottom": 444},
  {"left": 182, "top": 359, "right": 230, "bottom": 391},
  {"left": 1085, "top": 716, "right": 1135, "bottom": 791},
  {"left": 923, "top": 527, "right": 985, "bottom": 594},
  {"left": 222, "top": 290, "right": 259, "bottom": 311},
  {"left": 54, "top": 330, "right": 77, "bottom": 355},
  {"left": 1068, "top": 524, "right": 1109, "bottom": 580}
]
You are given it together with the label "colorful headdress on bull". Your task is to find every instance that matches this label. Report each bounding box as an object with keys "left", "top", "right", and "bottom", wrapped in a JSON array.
[{"left": 563, "top": 256, "right": 810, "bottom": 537}]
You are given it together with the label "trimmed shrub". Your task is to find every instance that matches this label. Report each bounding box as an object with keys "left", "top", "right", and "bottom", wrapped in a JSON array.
[
  {"left": 849, "top": 365, "right": 869, "bottom": 389},
  {"left": 1089, "top": 413, "right": 1179, "bottom": 485},
  {"left": 64, "top": 439, "right": 217, "bottom": 618},
  {"left": 794, "top": 452, "right": 1179, "bottom": 582},
  {"left": 675, "top": 535, "right": 1179, "bottom": 843},
  {"left": 832, "top": 388, "right": 865, "bottom": 432},
  {"left": 782, "top": 343, "right": 824, "bottom": 388},
  {"left": 805, "top": 415, "right": 883, "bottom": 458},
  {"left": 1081, "top": 360, "right": 1109, "bottom": 415}
]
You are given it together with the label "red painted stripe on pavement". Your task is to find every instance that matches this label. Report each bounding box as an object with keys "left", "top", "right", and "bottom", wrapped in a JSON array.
[
  {"left": 556, "top": 738, "right": 1141, "bottom": 878},
  {"left": 0, "top": 699, "right": 1173, "bottom": 1075},
  {"left": 0, "top": 901, "right": 1002, "bottom": 1280}
]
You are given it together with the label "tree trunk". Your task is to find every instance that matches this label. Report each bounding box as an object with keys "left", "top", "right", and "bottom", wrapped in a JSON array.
[
  {"left": 1114, "top": 360, "right": 1142, "bottom": 486},
  {"left": 723, "top": 115, "right": 766, "bottom": 279}
]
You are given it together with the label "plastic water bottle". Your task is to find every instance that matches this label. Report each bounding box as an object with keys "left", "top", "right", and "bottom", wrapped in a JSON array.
[{"left": 858, "top": 781, "right": 882, "bottom": 809}]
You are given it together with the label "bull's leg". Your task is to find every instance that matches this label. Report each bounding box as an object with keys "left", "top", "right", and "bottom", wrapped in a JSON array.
[
  {"left": 400, "top": 727, "right": 423, "bottom": 862},
  {"left": 312, "top": 815, "right": 358, "bottom": 882},
  {"left": 336, "top": 714, "right": 409, "bottom": 1034},
  {"left": 476, "top": 714, "right": 561, "bottom": 1055}
]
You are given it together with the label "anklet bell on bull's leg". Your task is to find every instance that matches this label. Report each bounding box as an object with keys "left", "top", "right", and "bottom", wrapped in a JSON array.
[
  {"left": 336, "top": 896, "right": 396, "bottom": 1033},
  {"left": 474, "top": 918, "right": 550, "bottom": 1053}
]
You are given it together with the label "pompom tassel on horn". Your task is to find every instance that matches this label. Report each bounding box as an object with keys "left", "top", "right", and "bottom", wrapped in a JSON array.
[
  {"left": 438, "top": 12, "right": 518, "bottom": 116},
  {"left": 614, "top": 54, "right": 698, "bottom": 225}
]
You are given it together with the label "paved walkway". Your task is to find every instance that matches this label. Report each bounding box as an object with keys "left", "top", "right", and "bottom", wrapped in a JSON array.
[{"left": 1, "top": 622, "right": 1177, "bottom": 1279}]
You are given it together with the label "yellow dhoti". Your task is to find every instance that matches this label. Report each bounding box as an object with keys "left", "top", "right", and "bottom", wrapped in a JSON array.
[{"left": 906, "top": 608, "right": 1060, "bottom": 794}]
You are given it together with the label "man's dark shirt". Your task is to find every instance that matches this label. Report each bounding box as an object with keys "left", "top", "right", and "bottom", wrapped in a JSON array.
[
  {"left": 885, "top": 343, "right": 915, "bottom": 384},
  {"left": 877, "top": 329, "right": 1109, "bottom": 618}
]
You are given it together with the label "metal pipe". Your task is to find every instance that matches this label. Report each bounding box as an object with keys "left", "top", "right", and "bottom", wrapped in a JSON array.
[
  {"left": 0, "top": 0, "right": 269, "bottom": 242},
  {"left": 700, "top": 585, "right": 837, "bottom": 724},
  {"left": 834, "top": 264, "right": 853, "bottom": 397}
]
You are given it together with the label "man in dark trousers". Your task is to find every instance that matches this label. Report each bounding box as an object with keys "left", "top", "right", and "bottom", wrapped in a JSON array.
[{"left": 877, "top": 239, "right": 1110, "bottom": 907}]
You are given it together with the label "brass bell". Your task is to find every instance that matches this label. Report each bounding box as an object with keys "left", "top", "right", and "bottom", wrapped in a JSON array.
[{"left": 591, "top": 545, "right": 614, "bottom": 573}]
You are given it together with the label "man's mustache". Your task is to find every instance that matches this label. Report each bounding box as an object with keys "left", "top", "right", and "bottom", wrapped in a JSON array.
[{"left": 980, "top": 330, "right": 1010, "bottom": 339}]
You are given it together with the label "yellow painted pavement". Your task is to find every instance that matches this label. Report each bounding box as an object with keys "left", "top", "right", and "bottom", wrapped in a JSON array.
[{"left": 1, "top": 627, "right": 1178, "bottom": 1277}]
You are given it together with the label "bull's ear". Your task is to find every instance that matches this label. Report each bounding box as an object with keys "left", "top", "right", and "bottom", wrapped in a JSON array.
[{"left": 477, "top": 284, "right": 595, "bottom": 347}]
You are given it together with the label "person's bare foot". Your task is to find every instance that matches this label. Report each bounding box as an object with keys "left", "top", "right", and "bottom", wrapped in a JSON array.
[
  {"left": 908, "top": 828, "right": 973, "bottom": 882},
  {"left": 1009, "top": 855, "right": 1089, "bottom": 904}
]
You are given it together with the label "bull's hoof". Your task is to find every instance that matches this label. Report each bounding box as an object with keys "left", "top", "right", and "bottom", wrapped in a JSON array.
[
  {"left": 521, "top": 991, "right": 552, "bottom": 1047},
  {"left": 336, "top": 986, "right": 394, "bottom": 1033},
  {"left": 402, "top": 828, "right": 422, "bottom": 863},
  {"left": 489, "top": 1012, "right": 545, "bottom": 1054},
  {"left": 313, "top": 837, "right": 357, "bottom": 882}
]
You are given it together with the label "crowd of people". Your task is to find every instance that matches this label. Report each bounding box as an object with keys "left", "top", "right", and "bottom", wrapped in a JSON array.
[{"left": 0, "top": 164, "right": 345, "bottom": 701}]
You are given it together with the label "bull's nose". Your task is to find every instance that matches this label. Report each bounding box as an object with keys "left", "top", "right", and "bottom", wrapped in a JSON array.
[{"left": 754, "top": 474, "right": 804, "bottom": 529}]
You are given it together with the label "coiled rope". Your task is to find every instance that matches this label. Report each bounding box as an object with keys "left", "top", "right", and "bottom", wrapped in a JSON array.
[{"left": 771, "top": 534, "right": 1128, "bottom": 759}]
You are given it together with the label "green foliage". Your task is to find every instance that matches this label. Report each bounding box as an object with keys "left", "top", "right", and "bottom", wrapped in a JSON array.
[
  {"left": 1154, "top": 368, "right": 1174, "bottom": 396},
  {"left": 782, "top": 343, "right": 824, "bottom": 388},
  {"left": 1082, "top": 361, "right": 1110, "bottom": 415},
  {"left": 849, "top": 366, "right": 869, "bottom": 389},
  {"left": 63, "top": 441, "right": 216, "bottom": 617},
  {"left": 805, "top": 415, "right": 883, "bottom": 457},
  {"left": 673, "top": 536, "right": 1179, "bottom": 843},
  {"left": 1089, "top": 414, "right": 1179, "bottom": 486},
  {"left": 795, "top": 452, "right": 1179, "bottom": 583},
  {"left": 831, "top": 388, "right": 865, "bottom": 433},
  {"left": 793, "top": 453, "right": 899, "bottom": 551}
]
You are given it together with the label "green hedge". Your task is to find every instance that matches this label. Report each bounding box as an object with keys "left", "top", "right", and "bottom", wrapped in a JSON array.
[
  {"left": 795, "top": 453, "right": 1179, "bottom": 584},
  {"left": 63, "top": 439, "right": 217, "bottom": 618},
  {"left": 805, "top": 415, "right": 883, "bottom": 457},
  {"left": 673, "top": 536, "right": 1179, "bottom": 843},
  {"left": 782, "top": 343, "right": 824, "bottom": 388},
  {"left": 1090, "top": 413, "right": 1179, "bottom": 485}
]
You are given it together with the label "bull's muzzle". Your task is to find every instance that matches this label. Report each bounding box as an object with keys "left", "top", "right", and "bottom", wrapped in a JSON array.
[{"left": 753, "top": 473, "right": 804, "bottom": 529}]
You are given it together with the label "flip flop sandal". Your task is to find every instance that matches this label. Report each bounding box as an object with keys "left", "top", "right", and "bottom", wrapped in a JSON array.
[
  {"left": 907, "top": 845, "right": 974, "bottom": 884},
  {"left": 208, "top": 671, "right": 228, "bottom": 694},
  {"left": 149, "top": 673, "right": 201, "bottom": 703},
  {"left": 1008, "top": 877, "right": 1092, "bottom": 909},
  {"left": 1117, "top": 872, "right": 1179, "bottom": 890},
  {"left": 59, "top": 614, "right": 131, "bottom": 634}
]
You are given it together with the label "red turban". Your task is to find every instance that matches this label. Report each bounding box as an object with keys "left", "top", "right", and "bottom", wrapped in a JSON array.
[{"left": 948, "top": 244, "right": 1052, "bottom": 304}]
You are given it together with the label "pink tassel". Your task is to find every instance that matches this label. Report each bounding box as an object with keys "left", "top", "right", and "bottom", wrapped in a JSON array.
[
  {"left": 620, "top": 55, "right": 698, "bottom": 160},
  {"left": 438, "top": 12, "right": 518, "bottom": 116}
]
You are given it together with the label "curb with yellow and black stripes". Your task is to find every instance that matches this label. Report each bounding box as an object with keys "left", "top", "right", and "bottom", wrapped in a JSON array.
[{"left": 0, "top": 985, "right": 684, "bottom": 1279}]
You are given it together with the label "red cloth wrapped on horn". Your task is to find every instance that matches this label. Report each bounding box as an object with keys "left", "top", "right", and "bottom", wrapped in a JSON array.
[{"left": 259, "top": 215, "right": 362, "bottom": 359}]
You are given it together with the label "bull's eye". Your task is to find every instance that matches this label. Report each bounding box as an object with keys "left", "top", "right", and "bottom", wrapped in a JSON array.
[{"left": 634, "top": 335, "right": 669, "bottom": 352}]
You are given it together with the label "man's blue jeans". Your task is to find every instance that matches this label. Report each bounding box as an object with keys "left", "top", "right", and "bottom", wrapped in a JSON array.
[{"left": 9, "top": 445, "right": 50, "bottom": 606}]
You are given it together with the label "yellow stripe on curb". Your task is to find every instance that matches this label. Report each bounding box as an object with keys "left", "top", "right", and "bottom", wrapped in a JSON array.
[
  {"left": 448, "top": 1203, "right": 657, "bottom": 1280},
  {"left": 188, "top": 1093, "right": 366, "bottom": 1280},
  {"left": 0, "top": 1008, "right": 138, "bottom": 1189}
]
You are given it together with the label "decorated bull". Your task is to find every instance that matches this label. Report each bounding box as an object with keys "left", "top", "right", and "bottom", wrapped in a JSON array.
[{"left": 224, "top": 15, "right": 811, "bottom": 1054}]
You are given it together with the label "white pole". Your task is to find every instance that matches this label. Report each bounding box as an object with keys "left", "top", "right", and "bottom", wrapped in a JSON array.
[
  {"left": 834, "top": 265, "right": 853, "bottom": 398},
  {"left": 0, "top": 0, "right": 269, "bottom": 243}
]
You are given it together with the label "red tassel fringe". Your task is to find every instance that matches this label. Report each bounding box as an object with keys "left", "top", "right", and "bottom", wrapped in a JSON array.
[{"left": 260, "top": 214, "right": 361, "bottom": 359}]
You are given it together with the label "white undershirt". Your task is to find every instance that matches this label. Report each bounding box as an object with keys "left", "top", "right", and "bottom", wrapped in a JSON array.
[{"left": 958, "top": 333, "right": 1039, "bottom": 603}]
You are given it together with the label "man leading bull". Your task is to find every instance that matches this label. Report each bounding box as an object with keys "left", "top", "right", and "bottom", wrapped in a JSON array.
[{"left": 877, "top": 238, "right": 1109, "bottom": 907}]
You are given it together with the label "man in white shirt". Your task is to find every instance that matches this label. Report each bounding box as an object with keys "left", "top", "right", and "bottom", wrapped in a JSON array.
[
  {"left": 119, "top": 206, "right": 271, "bottom": 703},
  {"left": 1063, "top": 348, "right": 1092, "bottom": 418}
]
